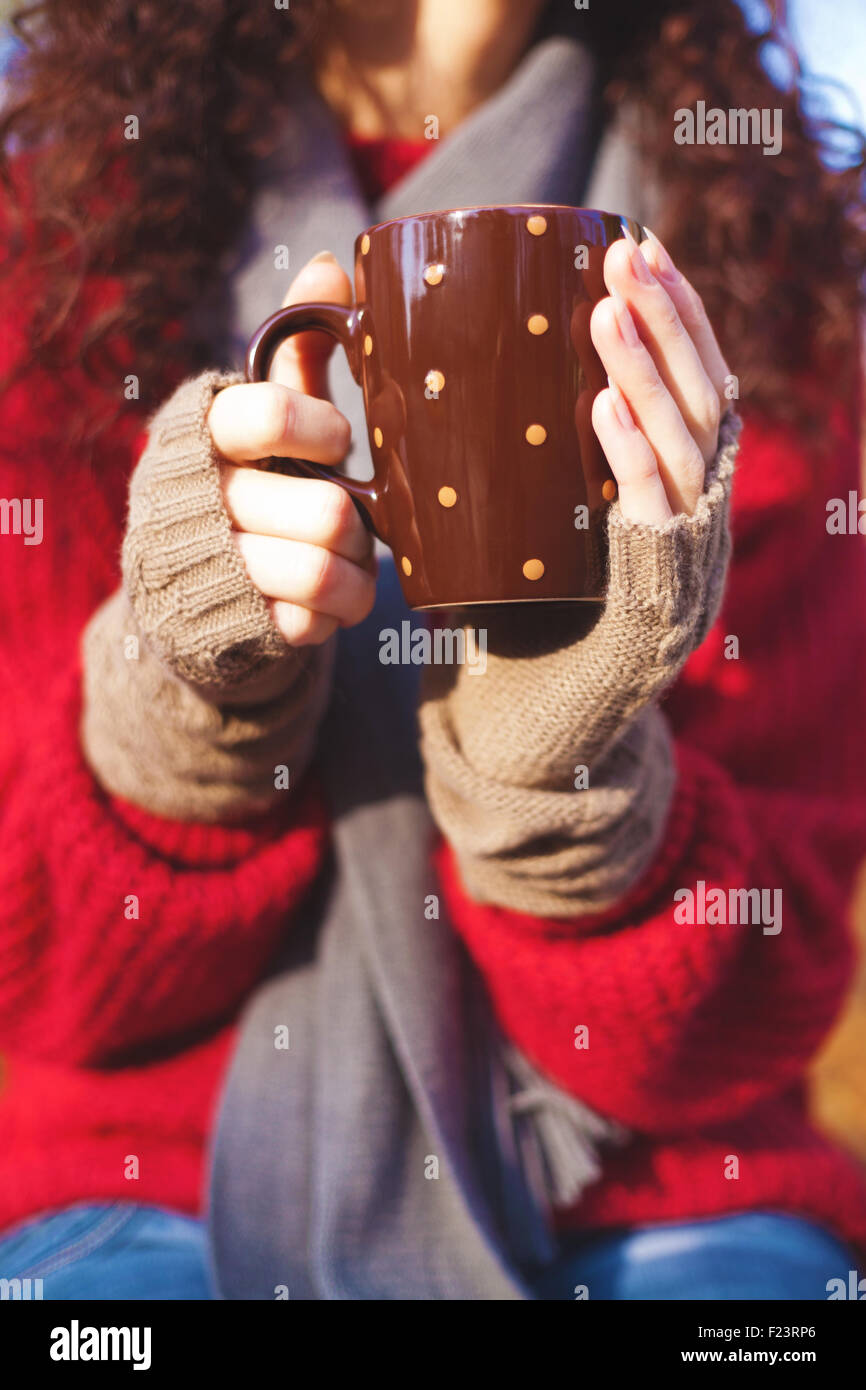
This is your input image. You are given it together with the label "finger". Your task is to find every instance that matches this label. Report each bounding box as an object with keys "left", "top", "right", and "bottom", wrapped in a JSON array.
[
  {"left": 270, "top": 601, "right": 340, "bottom": 647},
  {"left": 270, "top": 251, "right": 354, "bottom": 400},
  {"left": 234, "top": 531, "right": 376, "bottom": 627},
  {"left": 592, "top": 379, "right": 672, "bottom": 525},
  {"left": 603, "top": 234, "right": 720, "bottom": 463},
  {"left": 590, "top": 291, "right": 705, "bottom": 516},
  {"left": 208, "top": 380, "right": 351, "bottom": 465},
  {"left": 642, "top": 229, "right": 730, "bottom": 407},
  {"left": 219, "top": 462, "right": 372, "bottom": 566}
]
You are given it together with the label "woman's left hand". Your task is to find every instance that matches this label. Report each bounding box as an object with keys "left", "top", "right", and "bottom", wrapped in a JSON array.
[
  {"left": 590, "top": 229, "right": 731, "bottom": 524},
  {"left": 420, "top": 227, "right": 742, "bottom": 914}
]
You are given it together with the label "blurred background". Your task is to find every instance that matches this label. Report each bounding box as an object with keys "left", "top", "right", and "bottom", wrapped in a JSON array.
[
  {"left": 0, "top": 0, "right": 863, "bottom": 143},
  {"left": 0, "top": 0, "right": 863, "bottom": 1161}
]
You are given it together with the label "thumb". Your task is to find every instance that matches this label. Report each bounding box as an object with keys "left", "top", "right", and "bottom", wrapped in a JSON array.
[{"left": 270, "top": 250, "right": 354, "bottom": 401}]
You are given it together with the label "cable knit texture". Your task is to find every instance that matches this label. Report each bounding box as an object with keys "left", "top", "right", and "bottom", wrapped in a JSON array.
[
  {"left": 419, "top": 409, "right": 741, "bottom": 916},
  {"left": 81, "top": 370, "right": 336, "bottom": 821}
]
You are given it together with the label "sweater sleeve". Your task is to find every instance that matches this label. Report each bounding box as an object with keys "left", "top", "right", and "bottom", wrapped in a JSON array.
[
  {"left": 0, "top": 655, "right": 329, "bottom": 1067},
  {"left": 0, "top": 226, "right": 331, "bottom": 1065},
  {"left": 435, "top": 758, "right": 859, "bottom": 1133},
  {"left": 435, "top": 400, "right": 866, "bottom": 1134},
  {"left": 81, "top": 370, "right": 336, "bottom": 822},
  {"left": 419, "top": 410, "right": 740, "bottom": 916}
]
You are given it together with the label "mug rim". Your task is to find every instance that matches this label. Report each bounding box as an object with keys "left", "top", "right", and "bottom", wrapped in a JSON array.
[{"left": 357, "top": 204, "right": 638, "bottom": 242}]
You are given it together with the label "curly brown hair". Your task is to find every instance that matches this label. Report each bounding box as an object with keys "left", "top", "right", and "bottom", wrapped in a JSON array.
[{"left": 0, "top": 0, "right": 863, "bottom": 450}]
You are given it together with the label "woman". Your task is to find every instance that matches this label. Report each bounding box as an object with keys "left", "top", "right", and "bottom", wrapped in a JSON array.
[{"left": 0, "top": 0, "right": 864, "bottom": 1300}]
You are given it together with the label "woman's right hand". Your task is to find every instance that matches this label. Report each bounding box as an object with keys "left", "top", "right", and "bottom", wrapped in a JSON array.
[{"left": 208, "top": 250, "right": 376, "bottom": 649}]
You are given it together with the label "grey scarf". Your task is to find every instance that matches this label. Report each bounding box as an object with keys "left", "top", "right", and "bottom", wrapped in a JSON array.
[{"left": 208, "top": 25, "right": 655, "bottom": 1301}]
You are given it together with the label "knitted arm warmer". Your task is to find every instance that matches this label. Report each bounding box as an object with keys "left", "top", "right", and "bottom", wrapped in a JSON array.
[
  {"left": 81, "top": 370, "right": 335, "bottom": 822},
  {"left": 418, "top": 409, "right": 742, "bottom": 917}
]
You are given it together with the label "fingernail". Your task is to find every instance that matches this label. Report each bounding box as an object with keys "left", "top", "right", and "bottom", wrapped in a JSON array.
[
  {"left": 607, "top": 375, "right": 634, "bottom": 430},
  {"left": 645, "top": 228, "right": 679, "bottom": 286},
  {"left": 309, "top": 250, "right": 338, "bottom": 264},
  {"left": 609, "top": 286, "right": 640, "bottom": 347},
  {"left": 622, "top": 224, "right": 654, "bottom": 285}
]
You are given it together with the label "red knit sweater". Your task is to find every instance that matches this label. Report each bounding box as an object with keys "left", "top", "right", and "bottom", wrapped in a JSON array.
[{"left": 1, "top": 136, "right": 865, "bottom": 1261}]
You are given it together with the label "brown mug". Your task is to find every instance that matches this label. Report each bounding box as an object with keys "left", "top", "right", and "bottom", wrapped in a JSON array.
[{"left": 245, "top": 205, "right": 645, "bottom": 608}]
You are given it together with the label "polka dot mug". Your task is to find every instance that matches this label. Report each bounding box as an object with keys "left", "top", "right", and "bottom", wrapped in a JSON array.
[{"left": 246, "top": 205, "right": 644, "bottom": 608}]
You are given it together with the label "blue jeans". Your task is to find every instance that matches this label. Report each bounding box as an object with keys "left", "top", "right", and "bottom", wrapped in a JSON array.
[
  {"left": 0, "top": 1204, "right": 856, "bottom": 1300},
  {"left": 535, "top": 1211, "right": 858, "bottom": 1300},
  {"left": 0, "top": 1204, "right": 214, "bottom": 1300}
]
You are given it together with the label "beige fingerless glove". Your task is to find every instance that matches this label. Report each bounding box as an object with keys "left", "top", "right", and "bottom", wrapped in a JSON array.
[
  {"left": 81, "top": 370, "right": 335, "bottom": 822},
  {"left": 419, "top": 409, "right": 742, "bottom": 916}
]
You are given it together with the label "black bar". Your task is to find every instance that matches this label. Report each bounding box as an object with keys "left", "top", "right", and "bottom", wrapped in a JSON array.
[{"left": 4, "top": 1298, "right": 863, "bottom": 1375}]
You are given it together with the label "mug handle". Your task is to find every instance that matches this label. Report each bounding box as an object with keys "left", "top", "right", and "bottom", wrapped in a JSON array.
[{"left": 245, "top": 302, "right": 390, "bottom": 542}]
